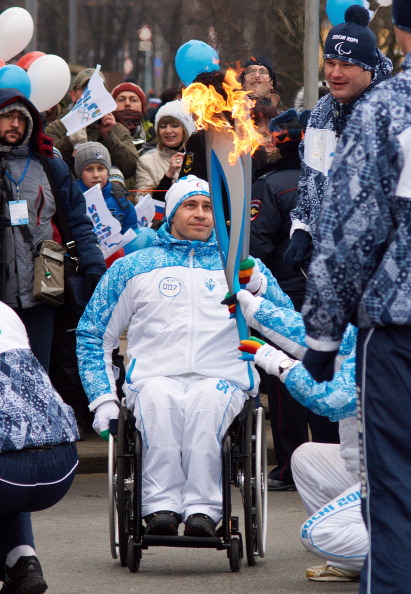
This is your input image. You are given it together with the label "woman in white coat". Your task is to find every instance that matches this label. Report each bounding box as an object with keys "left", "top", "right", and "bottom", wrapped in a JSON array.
[{"left": 135, "top": 100, "right": 196, "bottom": 203}]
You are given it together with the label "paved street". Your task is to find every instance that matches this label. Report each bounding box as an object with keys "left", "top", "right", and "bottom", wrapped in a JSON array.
[{"left": 32, "top": 473, "right": 359, "bottom": 594}]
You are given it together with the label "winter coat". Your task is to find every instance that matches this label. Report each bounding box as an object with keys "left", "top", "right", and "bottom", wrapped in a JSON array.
[
  {"left": 240, "top": 290, "right": 357, "bottom": 422},
  {"left": 291, "top": 49, "right": 393, "bottom": 245},
  {"left": 77, "top": 179, "right": 137, "bottom": 234},
  {"left": 136, "top": 146, "right": 179, "bottom": 196},
  {"left": 241, "top": 285, "right": 359, "bottom": 475},
  {"left": 0, "top": 89, "right": 105, "bottom": 309},
  {"left": 250, "top": 156, "right": 306, "bottom": 301},
  {"left": 0, "top": 302, "right": 79, "bottom": 451},
  {"left": 303, "top": 51, "right": 411, "bottom": 345},
  {"left": 76, "top": 224, "right": 288, "bottom": 407}
]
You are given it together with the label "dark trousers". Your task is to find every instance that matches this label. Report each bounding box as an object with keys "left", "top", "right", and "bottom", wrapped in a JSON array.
[
  {"left": 0, "top": 443, "right": 78, "bottom": 566},
  {"left": 357, "top": 326, "right": 411, "bottom": 594},
  {"left": 16, "top": 304, "right": 56, "bottom": 371},
  {"left": 49, "top": 307, "right": 125, "bottom": 427},
  {"left": 264, "top": 289, "right": 339, "bottom": 483}
]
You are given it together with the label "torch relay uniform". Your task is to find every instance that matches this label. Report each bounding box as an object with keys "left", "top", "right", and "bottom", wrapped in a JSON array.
[
  {"left": 77, "top": 177, "right": 278, "bottom": 524},
  {"left": 237, "top": 289, "right": 367, "bottom": 574},
  {"left": 302, "top": 49, "right": 411, "bottom": 593},
  {"left": 0, "top": 302, "right": 78, "bottom": 591},
  {"left": 290, "top": 49, "right": 392, "bottom": 246}
]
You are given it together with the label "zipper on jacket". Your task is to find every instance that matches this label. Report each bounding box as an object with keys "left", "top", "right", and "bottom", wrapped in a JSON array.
[{"left": 188, "top": 248, "right": 195, "bottom": 370}]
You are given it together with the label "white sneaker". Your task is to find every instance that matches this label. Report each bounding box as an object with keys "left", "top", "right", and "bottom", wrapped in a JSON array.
[{"left": 306, "top": 564, "right": 360, "bottom": 582}]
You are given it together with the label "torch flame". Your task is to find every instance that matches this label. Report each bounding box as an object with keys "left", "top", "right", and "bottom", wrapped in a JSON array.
[{"left": 182, "top": 68, "right": 263, "bottom": 165}]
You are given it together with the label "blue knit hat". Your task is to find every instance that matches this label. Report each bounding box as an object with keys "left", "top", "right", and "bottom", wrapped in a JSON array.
[
  {"left": 393, "top": 0, "right": 411, "bottom": 32},
  {"left": 324, "top": 6, "right": 377, "bottom": 72}
]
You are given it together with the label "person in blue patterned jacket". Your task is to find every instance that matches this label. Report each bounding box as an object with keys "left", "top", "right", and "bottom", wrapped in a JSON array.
[
  {"left": 0, "top": 301, "right": 79, "bottom": 594},
  {"left": 301, "top": 2, "right": 411, "bottom": 591},
  {"left": 234, "top": 288, "right": 367, "bottom": 582},
  {"left": 284, "top": 5, "right": 393, "bottom": 271}
]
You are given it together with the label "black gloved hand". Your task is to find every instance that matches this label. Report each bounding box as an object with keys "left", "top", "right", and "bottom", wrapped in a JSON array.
[
  {"left": 302, "top": 348, "right": 339, "bottom": 383},
  {"left": 84, "top": 274, "right": 102, "bottom": 301},
  {"left": 284, "top": 229, "right": 312, "bottom": 271}
]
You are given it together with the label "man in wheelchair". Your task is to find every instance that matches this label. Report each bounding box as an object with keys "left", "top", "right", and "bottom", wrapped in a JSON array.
[{"left": 77, "top": 175, "right": 274, "bottom": 538}]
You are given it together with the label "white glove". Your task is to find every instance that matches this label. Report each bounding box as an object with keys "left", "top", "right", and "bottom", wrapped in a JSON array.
[
  {"left": 92, "top": 401, "right": 119, "bottom": 440},
  {"left": 254, "top": 343, "right": 297, "bottom": 379},
  {"left": 242, "top": 260, "right": 267, "bottom": 296},
  {"left": 236, "top": 289, "right": 263, "bottom": 325}
]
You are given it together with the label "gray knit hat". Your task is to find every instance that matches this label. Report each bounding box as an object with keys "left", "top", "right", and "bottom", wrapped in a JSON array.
[{"left": 74, "top": 141, "right": 111, "bottom": 178}]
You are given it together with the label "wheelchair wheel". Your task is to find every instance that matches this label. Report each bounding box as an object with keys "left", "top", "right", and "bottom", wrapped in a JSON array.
[
  {"left": 127, "top": 539, "right": 141, "bottom": 573},
  {"left": 108, "top": 433, "right": 118, "bottom": 560},
  {"left": 116, "top": 409, "right": 130, "bottom": 566},
  {"left": 254, "top": 406, "right": 268, "bottom": 557},
  {"left": 229, "top": 537, "right": 242, "bottom": 572},
  {"left": 243, "top": 399, "right": 258, "bottom": 566}
]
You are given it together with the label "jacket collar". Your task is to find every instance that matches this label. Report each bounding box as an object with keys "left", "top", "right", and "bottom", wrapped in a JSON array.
[{"left": 153, "top": 221, "right": 217, "bottom": 254}]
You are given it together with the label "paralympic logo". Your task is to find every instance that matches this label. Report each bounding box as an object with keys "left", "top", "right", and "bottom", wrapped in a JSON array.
[{"left": 335, "top": 42, "right": 352, "bottom": 56}]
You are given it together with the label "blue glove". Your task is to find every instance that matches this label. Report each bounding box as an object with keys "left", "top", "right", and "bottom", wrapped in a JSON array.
[
  {"left": 284, "top": 229, "right": 312, "bottom": 271},
  {"left": 302, "top": 348, "right": 338, "bottom": 383}
]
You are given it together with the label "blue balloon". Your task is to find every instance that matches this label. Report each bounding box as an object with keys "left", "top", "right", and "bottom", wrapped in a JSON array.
[
  {"left": 326, "top": 0, "right": 365, "bottom": 25},
  {"left": 175, "top": 40, "right": 220, "bottom": 86},
  {"left": 123, "top": 227, "right": 156, "bottom": 254},
  {"left": 0, "top": 64, "right": 31, "bottom": 97}
]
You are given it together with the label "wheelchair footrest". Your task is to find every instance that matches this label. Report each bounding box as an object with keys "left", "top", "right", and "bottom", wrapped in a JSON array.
[{"left": 140, "top": 535, "right": 231, "bottom": 549}]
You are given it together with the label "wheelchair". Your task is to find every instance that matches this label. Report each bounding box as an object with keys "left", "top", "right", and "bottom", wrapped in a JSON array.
[{"left": 108, "top": 396, "right": 267, "bottom": 572}]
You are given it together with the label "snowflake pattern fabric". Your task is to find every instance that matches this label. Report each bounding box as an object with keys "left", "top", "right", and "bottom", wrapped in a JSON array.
[
  {"left": 303, "top": 52, "right": 411, "bottom": 344},
  {"left": 291, "top": 50, "right": 393, "bottom": 244},
  {"left": 249, "top": 296, "right": 357, "bottom": 421},
  {"left": 0, "top": 349, "right": 79, "bottom": 451}
]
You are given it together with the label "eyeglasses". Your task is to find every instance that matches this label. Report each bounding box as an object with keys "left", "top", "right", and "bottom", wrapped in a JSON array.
[
  {"left": 0, "top": 113, "right": 28, "bottom": 124},
  {"left": 243, "top": 66, "right": 270, "bottom": 78}
]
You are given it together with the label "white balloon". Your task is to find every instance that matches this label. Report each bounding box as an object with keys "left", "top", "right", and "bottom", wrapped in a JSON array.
[
  {"left": 28, "top": 55, "right": 71, "bottom": 112},
  {"left": 0, "top": 7, "right": 34, "bottom": 62},
  {"left": 376, "top": 0, "right": 392, "bottom": 5}
]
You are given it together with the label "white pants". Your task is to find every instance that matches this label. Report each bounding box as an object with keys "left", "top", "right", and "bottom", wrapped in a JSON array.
[
  {"left": 125, "top": 374, "right": 246, "bottom": 523},
  {"left": 291, "top": 443, "right": 367, "bottom": 571}
]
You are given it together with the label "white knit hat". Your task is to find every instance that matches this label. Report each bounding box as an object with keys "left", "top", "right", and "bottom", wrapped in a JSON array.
[
  {"left": 154, "top": 100, "right": 196, "bottom": 136},
  {"left": 165, "top": 175, "right": 210, "bottom": 222}
]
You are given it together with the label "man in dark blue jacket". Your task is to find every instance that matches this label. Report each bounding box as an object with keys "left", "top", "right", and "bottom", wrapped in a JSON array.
[
  {"left": 0, "top": 88, "right": 105, "bottom": 371},
  {"left": 302, "top": 1, "right": 411, "bottom": 590}
]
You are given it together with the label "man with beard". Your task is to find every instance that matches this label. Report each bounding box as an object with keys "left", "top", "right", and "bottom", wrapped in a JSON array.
[{"left": 0, "top": 88, "right": 105, "bottom": 371}]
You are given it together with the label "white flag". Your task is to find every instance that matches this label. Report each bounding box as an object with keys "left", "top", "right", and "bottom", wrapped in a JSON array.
[
  {"left": 83, "top": 184, "right": 124, "bottom": 257},
  {"left": 135, "top": 193, "right": 156, "bottom": 228},
  {"left": 61, "top": 65, "right": 117, "bottom": 135}
]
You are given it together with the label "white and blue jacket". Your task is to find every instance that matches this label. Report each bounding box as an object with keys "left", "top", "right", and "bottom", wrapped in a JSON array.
[
  {"left": 76, "top": 224, "right": 282, "bottom": 407},
  {"left": 240, "top": 293, "right": 357, "bottom": 423}
]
